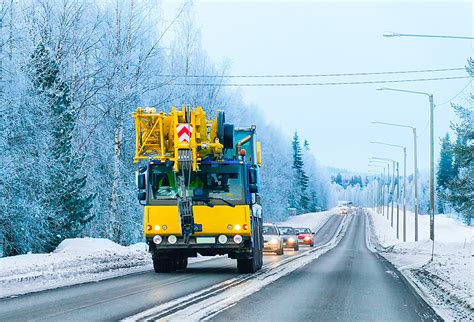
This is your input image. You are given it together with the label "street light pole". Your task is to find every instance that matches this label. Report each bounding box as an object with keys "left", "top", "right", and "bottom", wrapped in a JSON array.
[
  {"left": 371, "top": 158, "right": 397, "bottom": 224},
  {"left": 370, "top": 141, "right": 408, "bottom": 241},
  {"left": 369, "top": 164, "right": 387, "bottom": 216},
  {"left": 429, "top": 94, "right": 435, "bottom": 245},
  {"left": 402, "top": 147, "right": 407, "bottom": 242},
  {"left": 370, "top": 158, "right": 395, "bottom": 222},
  {"left": 375, "top": 88, "right": 434, "bottom": 245},
  {"left": 413, "top": 127, "right": 419, "bottom": 242},
  {"left": 371, "top": 121, "right": 418, "bottom": 241}
]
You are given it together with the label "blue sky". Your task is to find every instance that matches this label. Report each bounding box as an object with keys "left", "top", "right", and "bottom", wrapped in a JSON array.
[{"left": 170, "top": 0, "right": 473, "bottom": 174}]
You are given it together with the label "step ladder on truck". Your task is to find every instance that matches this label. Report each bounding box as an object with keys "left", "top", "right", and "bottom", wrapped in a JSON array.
[{"left": 133, "top": 106, "right": 264, "bottom": 273}]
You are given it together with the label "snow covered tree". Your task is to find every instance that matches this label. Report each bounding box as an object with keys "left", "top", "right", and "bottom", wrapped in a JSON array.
[
  {"left": 436, "top": 133, "right": 454, "bottom": 213},
  {"left": 446, "top": 104, "right": 473, "bottom": 224},
  {"left": 28, "top": 42, "right": 95, "bottom": 250},
  {"left": 290, "top": 131, "right": 310, "bottom": 213}
]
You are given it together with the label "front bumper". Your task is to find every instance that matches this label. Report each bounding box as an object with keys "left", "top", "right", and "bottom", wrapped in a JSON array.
[
  {"left": 263, "top": 243, "right": 281, "bottom": 252},
  {"left": 283, "top": 240, "right": 297, "bottom": 248},
  {"left": 147, "top": 235, "right": 250, "bottom": 249}
]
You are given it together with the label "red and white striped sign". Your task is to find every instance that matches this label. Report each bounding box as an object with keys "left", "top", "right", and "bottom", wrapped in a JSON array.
[{"left": 177, "top": 124, "right": 192, "bottom": 143}]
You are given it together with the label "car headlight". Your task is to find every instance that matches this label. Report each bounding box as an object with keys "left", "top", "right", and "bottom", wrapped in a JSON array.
[
  {"left": 269, "top": 238, "right": 278, "bottom": 245},
  {"left": 288, "top": 237, "right": 295, "bottom": 243}
]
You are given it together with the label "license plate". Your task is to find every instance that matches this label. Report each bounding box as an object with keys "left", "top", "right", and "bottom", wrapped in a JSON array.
[{"left": 196, "top": 237, "right": 215, "bottom": 244}]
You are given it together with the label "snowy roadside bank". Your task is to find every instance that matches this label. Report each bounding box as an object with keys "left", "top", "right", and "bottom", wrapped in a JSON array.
[
  {"left": 366, "top": 208, "right": 473, "bottom": 321},
  {"left": 0, "top": 238, "right": 213, "bottom": 298},
  {"left": 278, "top": 208, "right": 336, "bottom": 231}
]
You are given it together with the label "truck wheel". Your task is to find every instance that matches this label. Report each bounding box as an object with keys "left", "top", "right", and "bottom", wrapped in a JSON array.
[
  {"left": 153, "top": 257, "right": 176, "bottom": 273},
  {"left": 237, "top": 256, "right": 258, "bottom": 273},
  {"left": 237, "top": 238, "right": 260, "bottom": 273},
  {"left": 176, "top": 258, "right": 188, "bottom": 270},
  {"left": 294, "top": 244, "right": 299, "bottom": 251}
]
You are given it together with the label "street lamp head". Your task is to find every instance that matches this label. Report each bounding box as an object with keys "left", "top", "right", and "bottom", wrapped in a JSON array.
[
  {"left": 371, "top": 120, "right": 379, "bottom": 124},
  {"left": 383, "top": 32, "right": 401, "bottom": 37},
  {"left": 376, "top": 87, "right": 384, "bottom": 91}
]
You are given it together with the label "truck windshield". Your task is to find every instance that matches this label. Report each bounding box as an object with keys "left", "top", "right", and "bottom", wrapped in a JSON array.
[{"left": 149, "top": 163, "right": 245, "bottom": 204}]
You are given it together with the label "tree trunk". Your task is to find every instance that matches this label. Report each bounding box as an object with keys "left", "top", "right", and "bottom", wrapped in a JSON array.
[{"left": 109, "top": 119, "right": 124, "bottom": 240}]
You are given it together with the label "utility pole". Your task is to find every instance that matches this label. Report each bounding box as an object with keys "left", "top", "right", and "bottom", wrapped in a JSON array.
[
  {"left": 391, "top": 161, "right": 395, "bottom": 228},
  {"left": 413, "top": 127, "right": 418, "bottom": 242},
  {"left": 396, "top": 162, "right": 400, "bottom": 239},
  {"left": 402, "top": 147, "right": 407, "bottom": 242}
]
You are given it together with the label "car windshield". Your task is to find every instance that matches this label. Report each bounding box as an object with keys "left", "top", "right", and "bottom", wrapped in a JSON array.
[
  {"left": 296, "top": 228, "right": 311, "bottom": 234},
  {"left": 278, "top": 227, "right": 294, "bottom": 235},
  {"left": 263, "top": 226, "right": 278, "bottom": 235},
  {"left": 149, "top": 163, "right": 244, "bottom": 204}
]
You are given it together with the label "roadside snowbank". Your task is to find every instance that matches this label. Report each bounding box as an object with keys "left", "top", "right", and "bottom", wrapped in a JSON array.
[
  {"left": 278, "top": 208, "right": 336, "bottom": 231},
  {"left": 367, "top": 208, "right": 473, "bottom": 321},
  {"left": 0, "top": 237, "right": 212, "bottom": 298}
]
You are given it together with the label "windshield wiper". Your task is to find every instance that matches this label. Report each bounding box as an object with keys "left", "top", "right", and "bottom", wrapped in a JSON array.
[{"left": 194, "top": 197, "right": 235, "bottom": 207}]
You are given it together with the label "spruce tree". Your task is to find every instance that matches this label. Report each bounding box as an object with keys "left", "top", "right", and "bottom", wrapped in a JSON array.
[
  {"left": 29, "top": 42, "right": 95, "bottom": 250},
  {"left": 446, "top": 104, "right": 473, "bottom": 223},
  {"left": 436, "top": 133, "right": 454, "bottom": 213},
  {"left": 291, "top": 131, "right": 310, "bottom": 213}
]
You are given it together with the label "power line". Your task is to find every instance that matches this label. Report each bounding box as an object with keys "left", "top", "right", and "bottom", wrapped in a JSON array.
[
  {"left": 168, "top": 76, "right": 470, "bottom": 87},
  {"left": 435, "top": 80, "right": 473, "bottom": 107},
  {"left": 158, "top": 67, "right": 465, "bottom": 78}
]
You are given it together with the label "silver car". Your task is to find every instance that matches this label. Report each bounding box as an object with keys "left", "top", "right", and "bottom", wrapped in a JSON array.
[
  {"left": 277, "top": 226, "right": 299, "bottom": 251},
  {"left": 263, "top": 223, "right": 284, "bottom": 255}
]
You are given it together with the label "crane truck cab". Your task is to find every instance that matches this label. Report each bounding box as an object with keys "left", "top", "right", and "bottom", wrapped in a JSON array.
[{"left": 133, "top": 106, "right": 263, "bottom": 273}]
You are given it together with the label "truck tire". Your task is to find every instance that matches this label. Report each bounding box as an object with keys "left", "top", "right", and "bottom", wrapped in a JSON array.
[
  {"left": 237, "top": 256, "right": 258, "bottom": 273},
  {"left": 294, "top": 244, "right": 299, "bottom": 251},
  {"left": 237, "top": 231, "right": 261, "bottom": 273},
  {"left": 153, "top": 256, "right": 176, "bottom": 273}
]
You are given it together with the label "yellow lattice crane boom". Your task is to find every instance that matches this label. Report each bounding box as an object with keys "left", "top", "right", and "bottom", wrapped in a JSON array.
[{"left": 133, "top": 106, "right": 228, "bottom": 171}]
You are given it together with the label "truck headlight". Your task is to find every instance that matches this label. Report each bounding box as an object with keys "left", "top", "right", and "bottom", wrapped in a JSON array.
[
  {"left": 153, "top": 235, "right": 162, "bottom": 244},
  {"left": 168, "top": 235, "right": 177, "bottom": 244},
  {"left": 218, "top": 235, "right": 228, "bottom": 244},
  {"left": 233, "top": 234, "right": 243, "bottom": 244}
]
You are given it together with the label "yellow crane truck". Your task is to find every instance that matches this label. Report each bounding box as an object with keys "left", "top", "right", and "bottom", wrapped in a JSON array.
[{"left": 133, "top": 106, "right": 263, "bottom": 273}]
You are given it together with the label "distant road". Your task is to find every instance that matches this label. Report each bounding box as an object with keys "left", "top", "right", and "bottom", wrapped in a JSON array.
[
  {"left": 0, "top": 215, "right": 343, "bottom": 321},
  {"left": 212, "top": 209, "right": 440, "bottom": 321}
]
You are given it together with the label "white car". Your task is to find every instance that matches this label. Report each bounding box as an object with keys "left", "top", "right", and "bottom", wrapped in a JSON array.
[{"left": 263, "top": 223, "right": 284, "bottom": 255}]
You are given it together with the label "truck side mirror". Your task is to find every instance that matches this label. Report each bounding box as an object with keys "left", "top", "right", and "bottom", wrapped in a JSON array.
[
  {"left": 248, "top": 168, "right": 257, "bottom": 185},
  {"left": 137, "top": 173, "right": 146, "bottom": 190},
  {"left": 249, "top": 184, "right": 258, "bottom": 193},
  {"left": 138, "top": 191, "right": 147, "bottom": 201}
]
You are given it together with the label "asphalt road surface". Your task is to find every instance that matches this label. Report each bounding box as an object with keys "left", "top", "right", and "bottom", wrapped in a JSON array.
[
  {"left": 213, "top": 209, "right": 440, "bottom": 321},
  {"left": 0, "top": 215, "right": 343, "bottom": 322}
]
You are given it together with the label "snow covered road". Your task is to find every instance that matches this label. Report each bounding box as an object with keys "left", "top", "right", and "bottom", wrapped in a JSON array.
[
  {"left": 0, "top": 212, "right": 342, "bottom": 321},
  {"left": 211, "top": 209, "right": 440, "bottom": 321}
]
